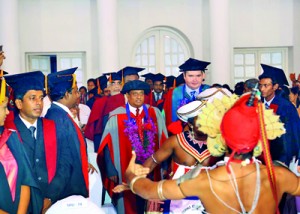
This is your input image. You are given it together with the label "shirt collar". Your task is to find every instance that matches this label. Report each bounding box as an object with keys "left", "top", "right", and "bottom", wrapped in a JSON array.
[
  {"left": 264, "top": 95, "right": 275, "bottom": 106},
  {"left": 185, "top": 85, "right": 200, "bottom": 96},
  {"left": 18, "top": 115, "right": 38, "bottom": 129},
  {"left": 128, "top": 103, "right": 143, "bottom": 116},
  {"left": 53, "top": 101, "right": 75, "bottom": 121}
]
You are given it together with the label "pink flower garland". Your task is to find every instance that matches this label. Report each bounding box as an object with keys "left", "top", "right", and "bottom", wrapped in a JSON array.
[{"left": 124, "top": 117, "right": 157, "bottom": 163}]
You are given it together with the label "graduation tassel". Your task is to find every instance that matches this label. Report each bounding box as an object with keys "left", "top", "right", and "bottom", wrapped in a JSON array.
[
  {"left": 97, "top": 78, "right": 101, "bottom": 95},
  {"left": 72, "top": 74, "right": 76, "bottom": 89},
  {"left": 121, "top": 70, "right": 125, "bottom": 87},
  {"left": 0, "top": 77, "right": 6, "bottom": 104},
  {"left": 45, "top": 75, "right": 48, "bottom": 95},
  {"left": 173, "top": 79, "right": 176, "bottom": 88}
]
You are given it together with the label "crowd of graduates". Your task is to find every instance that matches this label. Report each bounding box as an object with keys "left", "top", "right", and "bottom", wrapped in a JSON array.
[{"left": 1, "top": 43, "right": 300, "bottom": 214}]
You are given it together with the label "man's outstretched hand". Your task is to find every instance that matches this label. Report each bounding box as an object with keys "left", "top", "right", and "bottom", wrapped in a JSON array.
[{"left": 113, "top": 151, "right": 150, "bottom": 193}]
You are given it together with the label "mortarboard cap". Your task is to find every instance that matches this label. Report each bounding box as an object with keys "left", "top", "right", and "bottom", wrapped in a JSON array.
[
  {"left": 121, "top": 80, "right": 150, "bottom": 95},
  {"left": 152, "top": 73, "right": 165, "bottom": 83},
  {"left": 87, "top": 87, "right": 99, "bottom": 96},
  {"left": 47, "top": 67, "right": 77, "bottom": 100},
  {"left": 176, "top": 73, "right": 185, "bottom": 86},
  {"left": 97, "top": 75, "right": 108, "bottom": 91},
  {"left": 117, "top": 66, "right": 144, "bottom": 77},
  {"left": 103, "top": 72, "right": 122, "bottom": 82},
  {"left": 259, "top": 64, "right": 289, "bottom": 86},
  {"left": 179, "top": 58, "right": 210, "bottom": 72},
  {"left": 165, "top": 75, "right": 176, "bottom": 88},
  {"left": 5, "top": 71, "right": 45, "bottom": 97},
  {"left": 142, "top": 73, "right": 155, "bottom": 81},
  {"left": 0, "top": 70, "right": 8, "bottom": 77}
]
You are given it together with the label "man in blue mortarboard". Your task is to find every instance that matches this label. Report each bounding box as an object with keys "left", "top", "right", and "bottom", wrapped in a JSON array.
[
  {"left": 97, "top": 75, "right": 110, "bottom": 96},
  {"left": 45, "top": 67, "right": 90, "bottom": 200},
  {"left": 259, "top": 64, "right": 300, "bottom": 166},
  {"left": 118, "top": 66, "right": 144, "bottom": 83},
  {"left": 97, "top": 80, "right": 168, "bottom": 214},
  {"left": 4, "top": 71, "right": 65, "bottom": 212},
  {"left": 163, "top": 58, "right": 210, "bottom": 127},
  {"left": 142, "top": 73, "right": 155, "bottom": 90},
  {"left": 150, "top": 73, "right": 166, "bottom": 111}
]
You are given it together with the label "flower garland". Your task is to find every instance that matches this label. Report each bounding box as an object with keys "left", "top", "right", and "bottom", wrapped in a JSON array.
[{"left": 124, "top": 104, "right": 157, "bottom": 163}]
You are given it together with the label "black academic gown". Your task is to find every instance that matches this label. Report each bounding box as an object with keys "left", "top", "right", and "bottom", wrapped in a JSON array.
[
  {"left": 0, "top": 128, "right": 43, "bottom": 214},
  {"left": 45, "top": 103, "right": 89, "bottom": 199},
  {"left": 14, "top": 116, "right": 71, "bottom": 202}
]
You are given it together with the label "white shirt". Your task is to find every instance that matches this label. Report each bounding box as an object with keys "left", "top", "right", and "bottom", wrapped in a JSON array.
[
  {"left": 185, "top": 85, "right": 200, "bottom": 97},
  {"left": 78, "top": 103, "right": 91, "bottom": 125},
  {"left": 53, "top": 101, "right": 75, "bottom": 122},
  {"left": 19, "top": 115, "right": 38, "bottom": 139}
]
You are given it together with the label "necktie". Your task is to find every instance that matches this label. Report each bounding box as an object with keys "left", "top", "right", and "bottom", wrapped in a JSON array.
[
  {"left": 156, "top": 93, "right": 160, "bottom": 102},
  {"left": 190, "top": 91, "right": 196, "bottom": 101},
  {"left": 136, "top": 108, "right": 144, "bottom": 142},
  {"left": 265, "top": 103, "right": 270, "bottom": 109},
  {"left": 29, "top": 126, "right": 36, "bottom": 140}
]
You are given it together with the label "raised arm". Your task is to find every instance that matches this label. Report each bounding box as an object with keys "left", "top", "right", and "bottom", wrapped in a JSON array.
[
  {"left": 143, "top": 135, "right": 176, "bottom": 172},
  {"left": 126, "top": 151, "right": 186, "bottom": 200}
]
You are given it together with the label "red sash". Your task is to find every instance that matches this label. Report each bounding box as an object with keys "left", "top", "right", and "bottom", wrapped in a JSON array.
[
  {"left": 5, "top": 116, "right": 57, "bottom": 183},
  {"left": 68, "top": 115, "right": 89, "bottom": 191},
  {"left": 42, "top": 118, "right": 57, "bottom": 183}
]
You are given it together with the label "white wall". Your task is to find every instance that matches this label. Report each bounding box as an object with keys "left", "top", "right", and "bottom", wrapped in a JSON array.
[
  {"left": 19, "top": 0, "right": 96, "bottom": 78},
  {"left": 4, "top": 0, "right": 300, "bottom": 85}
]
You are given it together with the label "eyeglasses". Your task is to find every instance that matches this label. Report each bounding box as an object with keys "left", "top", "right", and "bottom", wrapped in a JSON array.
[{"left": 259, "top": 83, "right": 273, "bottom": 88}]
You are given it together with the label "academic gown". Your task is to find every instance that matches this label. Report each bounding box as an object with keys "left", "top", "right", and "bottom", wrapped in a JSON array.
[
  {"left": 0, "top": 128, "right": 43, "bottom": 214},
  {"left": 97, "top": 105, "right": 168, "bottom": 214},
  {"left": 11, "top": 116, "right": 70, "bottom": 203},
  {"left": 150, "top": 91, "right": 166, "bottom": 111},
  {"left": 45, "top": 103, "right": 89, "bottom": 199},
  {"left": 267, "top": 95, "right": 300, "bottom": 165},
  {"left": 85, "top": 93, "right": 151, "bottom": 152},
  {"left": 163, "top": 84, "right": 210, "bottom": 127}
]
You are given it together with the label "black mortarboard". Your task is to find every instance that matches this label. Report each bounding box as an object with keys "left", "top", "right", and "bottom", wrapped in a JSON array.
[
  {"left": 103, "top": 72, "right": 122, "bottom": 82},
  {"left": 47, "top": 67, "right": 77, "bottom": 98},
  {"left": 88, "top": 87, "right": 99, "bottom": 96},
  {"left": 97, "top": 75, "right": 108, "bottom": 91},
  {"left": 5, "top": 71, "right": 45, "bottom": 97},
  {"left": 166, "top": 75, "right": 176, "bottom": 88},
  {"left": 121, "top": 80, "right": 150, "bottom": 95},
  {"left": 259, "top": 64, "right": 289, "bottom": 86},
  {"left": 142, "top": 73, "right": 155, "bottom": 81},
  {"left": 176, "top": 73, "right": 185, "bottom": 86},
  {"left": 117, "top": 66, "right": 144, "bottom": 77},
  {"left": 153, "top": 73, "right": 165, "bottom": 83},
  {"left": 179, "top": 58, "right": 210, "bottom": 72},
  {"left": 0, "top": 70, "right": 8, "bottom": 77}
]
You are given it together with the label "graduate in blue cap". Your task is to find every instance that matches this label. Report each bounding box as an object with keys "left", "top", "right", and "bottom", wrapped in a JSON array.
[
  {"left": 117, "top": 66, "right": 144, "bottom": 83},
  {"left": 150, "top": 73, "right": 166, "bottom": 111},
  {"left": 45, "top": 67, "right": 90, "bottom": 200},
  {"left": 142, "top": 73, "right": 155, "bottom": 91},
  {"left": 163, "top": 58, "right": 210, "bottom": 127},
  {"left": 259, "top": 64, "right": 300, "bottom": 166},
  {"left": 0, "top": 75, "right": 43, "bottom": 214},
  {"left": 5, "top": 71, "right": 69, "bottom": 212},
  {"left": 97, "top": 79, "right": 168, "bottom": 214}
]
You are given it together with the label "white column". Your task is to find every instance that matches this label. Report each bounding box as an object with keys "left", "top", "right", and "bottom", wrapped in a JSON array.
[
  {"left": 209, "top": 0, "right": 231, "bottom": 85},
  {"left": 0, "top": 0, "right": 21, "bottom": 74},
  {"left": 96, "top": 0, "right": 119, "bottom": 73}
]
